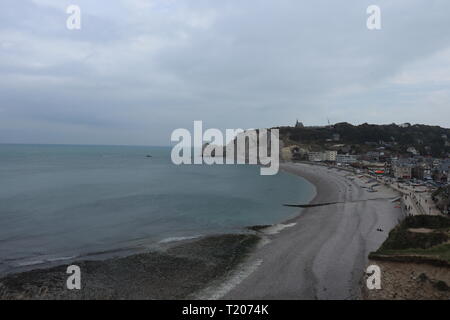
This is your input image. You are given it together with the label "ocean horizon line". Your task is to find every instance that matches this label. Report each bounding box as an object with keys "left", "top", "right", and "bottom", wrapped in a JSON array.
[{"left": 0, "top": 143, "right": 172, "bottom": 148}]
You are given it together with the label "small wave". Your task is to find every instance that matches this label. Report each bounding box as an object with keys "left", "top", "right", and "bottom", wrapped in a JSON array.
[
  {"left": 47, "top": 256, "right": 77, "bottom": 262},
  {"left": 263, "top": 222, "right": 297, "bottom": 235},
  {"left": 13, "top": 255, "right": 77, "bottom": 267},
  {"left": 82, "top": 246, "right": 138, "bottom": 257},
  {"left": 16, "top": 260, "right": 46, "bottom": 267},
  {"left": 158, "top": 235, "right": 202, "bottom": 244}
]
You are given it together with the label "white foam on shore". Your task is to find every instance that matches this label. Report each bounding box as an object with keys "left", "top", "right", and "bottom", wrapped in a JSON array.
[
  {"left": 257, "top": 237, "right": 271, "bottom": 248},
  {"left": 263, "top": 222, "right": 297, "bottom": 235},
  {"left": 16, "top": 260, "right": 46, "bottom": 267},
  {"left": 47, "top": 256, "right": 77, "bottom": 262},
  {"left": 15, "top": 255, "right": 77, "bottom": 267},
  {"left": 158, "top": 235, "right": 202, "bottom": 244},
  {"left": 194, "top": 259, "right": 263, "bottom": 300}
]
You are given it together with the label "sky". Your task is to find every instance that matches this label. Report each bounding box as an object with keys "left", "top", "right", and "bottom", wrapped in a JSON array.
[{"left": 0, "top": 0, "right": 450, "bottom": 145}]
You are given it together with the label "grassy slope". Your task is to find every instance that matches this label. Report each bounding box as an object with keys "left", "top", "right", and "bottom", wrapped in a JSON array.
[{"left": 370, "top": 215, "right": 450, "bottom": 263}]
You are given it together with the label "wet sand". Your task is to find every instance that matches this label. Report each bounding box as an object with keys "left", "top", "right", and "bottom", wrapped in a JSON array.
[{"left": 222, "top": 163, "right": 404, "bottom": 299}]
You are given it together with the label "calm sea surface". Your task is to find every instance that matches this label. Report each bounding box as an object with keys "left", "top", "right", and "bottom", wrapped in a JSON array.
[{"left": 0, "top": 144, "right": 315, "bottom": 275}]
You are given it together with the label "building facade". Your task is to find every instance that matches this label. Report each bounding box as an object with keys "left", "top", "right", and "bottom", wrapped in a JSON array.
[
  {"left": 393, "top": 162, "right": 413, "bottom": 179},
  {"left": 325, "top": 150, "right": 337, "bottom": 162},
  {"left": 336, "top": 154, "right": 358, "bottom": 164}
]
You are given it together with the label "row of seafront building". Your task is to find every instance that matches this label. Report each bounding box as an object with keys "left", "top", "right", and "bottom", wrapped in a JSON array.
[
  {"left": 282, "top": 146, "right": 450, "bottom": 185},
  {"left": 281, "top": 145, "right": 450, "bottom": 215}
]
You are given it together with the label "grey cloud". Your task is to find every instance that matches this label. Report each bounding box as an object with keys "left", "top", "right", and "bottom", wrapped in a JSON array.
[{"left": 0, "top": 0, "right": 449, "bottom": 145}]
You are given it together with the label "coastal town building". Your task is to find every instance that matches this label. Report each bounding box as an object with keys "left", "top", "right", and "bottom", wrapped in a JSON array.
[
  {"left": 308, "top": 151, "right": 325, "bottom": 162},
  {"left": 307, "top": 150, "right": 338, "bottom": 162},
  {"left": 325, "top": 150, "right": 337, "bottom": 162},
  {"left": 366, "top": 151, "right": 381, "bottom": 161},
  {"left": 392, "top": 161, "right": 413, "bottom": 179},
  {"left": 433, "top": 161, "right": 450, "bottom": 183},
  {"left": 336, "top": 154, "right": 358, "bottom": 164},
  {"left": 412, "top": 165, "right": 426, "bottom": 180},
  {"left": 407, "top": 147, "right": 419, "bottom": 156}
]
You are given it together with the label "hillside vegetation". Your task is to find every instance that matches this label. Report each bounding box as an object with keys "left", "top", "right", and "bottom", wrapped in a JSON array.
[
  {"left": 369, "top": 215, "right": 450, "bottom": 264},
  {"left": 278, "top": 122, "right": 450, "bottom": 157}
]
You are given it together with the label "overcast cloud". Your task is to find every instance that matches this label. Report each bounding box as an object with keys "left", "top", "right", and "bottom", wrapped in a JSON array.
[{"left": 0, "top": 0, "right": 449, "bottom": 145}]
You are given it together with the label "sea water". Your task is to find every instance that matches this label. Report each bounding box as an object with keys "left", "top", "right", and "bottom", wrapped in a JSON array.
[{"left": 0, "top": 144, "right": 315, "bottom": 275}]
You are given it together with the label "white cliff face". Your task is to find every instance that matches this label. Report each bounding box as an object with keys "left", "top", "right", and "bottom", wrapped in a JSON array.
[{"left": 222, "top": 129, "right": 280, "bottom": 175}]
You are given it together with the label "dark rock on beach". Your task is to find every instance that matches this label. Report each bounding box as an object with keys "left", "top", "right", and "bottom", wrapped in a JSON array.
[{"left": 0, "top": 234, "right": 259, "bottom": 300}]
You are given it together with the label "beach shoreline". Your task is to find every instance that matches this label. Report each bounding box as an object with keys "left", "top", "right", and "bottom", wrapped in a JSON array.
[{"left": 0, "top": 162, "right": 403, "bottom": 300}]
